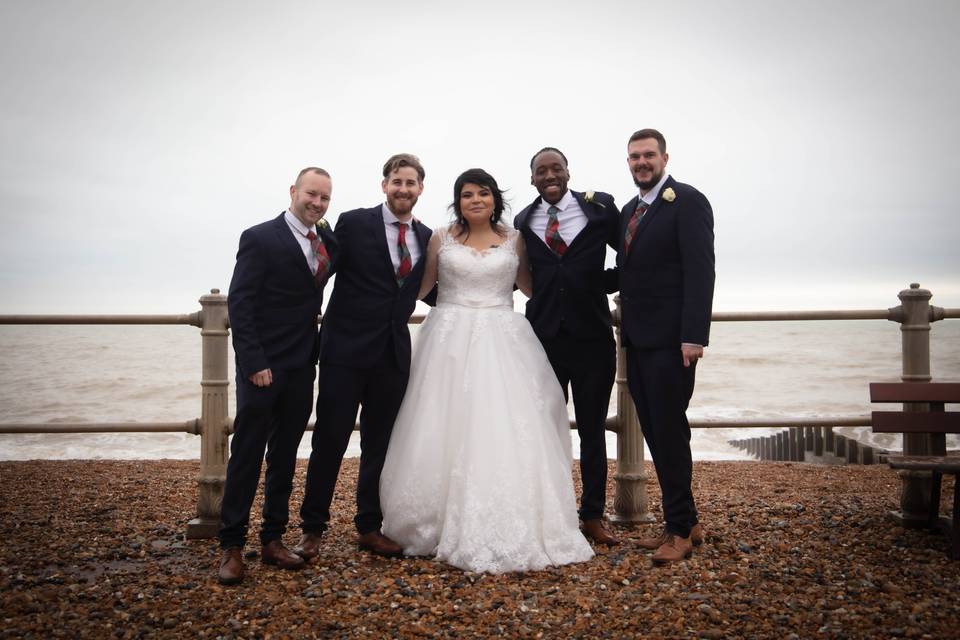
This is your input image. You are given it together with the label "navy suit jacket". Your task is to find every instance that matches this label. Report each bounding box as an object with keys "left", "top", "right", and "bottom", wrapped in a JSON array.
[
  {"left": 616, "top": 176, "right": 715, "bottom": 349},
  {"left": 228, "top": 212, "right": 338, "bottom": 378},
  {"left": 514, "top": 190, "right": 620, "bottom": 342},
  {"left": 318, "top": 205, "right": 434, "bottom": 373}
]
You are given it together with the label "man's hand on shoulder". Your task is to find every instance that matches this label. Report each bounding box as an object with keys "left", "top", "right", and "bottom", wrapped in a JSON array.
[
  {"left": 681, "top": 344, "right": 704, "bottom": 368},
  {"left": 249, "top": 368, "right": 273, "bottom": 387}
]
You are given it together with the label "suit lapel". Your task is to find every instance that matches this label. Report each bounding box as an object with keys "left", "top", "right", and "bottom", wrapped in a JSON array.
[
  {"left": 565, "top": 191, "right": 602, "bottom": 254},
  {"left": 369, "top": 206, "right": 398, "bottom": 284},
  {"left": 272, "top": 213, "right": 314, "bottom": 282},
  {"left": 624, "top": 176, "right": 674, "bottom": 254}
]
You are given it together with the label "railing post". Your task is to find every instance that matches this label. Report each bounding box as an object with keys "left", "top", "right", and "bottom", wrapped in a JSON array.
[
  {"left": 186, "top": 288, "right": 230, "bottom": 539},
  {"left": 891, "top": 283, "right": 934, "bottom": 527},
  {"left": 610, "top": 297, "right": 655, "bottom": 524}
]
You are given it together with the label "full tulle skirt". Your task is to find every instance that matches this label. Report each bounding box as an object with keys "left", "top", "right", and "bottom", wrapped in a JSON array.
[{"left": 380, "top": 303, "right": 594, "bottom": 574}]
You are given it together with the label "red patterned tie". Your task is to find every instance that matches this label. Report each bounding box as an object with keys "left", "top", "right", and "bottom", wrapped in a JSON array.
[
  {"left": 623, "top": 202, "right": 648, "bottom": 254},
  {"left": 395, "top": 222, "right": 412, "bottom": 283},
  {"left": 544, "top": 205, "right": 568, "bottom": 256},
  {"left": 306, "top": 230, "right": 331, "bottom": 285}
]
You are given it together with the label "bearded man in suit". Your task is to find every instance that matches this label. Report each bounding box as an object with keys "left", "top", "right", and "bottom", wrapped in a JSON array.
[
  {"left": 296, "top": 153, "right": 435, "bottom": 559},
  {"left": 218, "top": 167, "right": 337, "bottom": 584},
  {"left": 617, "top": 129, "right": 715, "bottom": 563}
]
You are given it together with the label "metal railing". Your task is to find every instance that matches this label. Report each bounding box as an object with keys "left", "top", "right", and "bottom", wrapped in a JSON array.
[{"left": 1, "top": 283, "right": 957, "bottom": 536}]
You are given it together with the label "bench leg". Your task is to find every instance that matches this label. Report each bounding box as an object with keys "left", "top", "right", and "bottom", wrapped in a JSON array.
[
  {"left": 953, "top": 477, "right": 959, "bottom": 561},
  {"left": 929, "top": 470, "right": 942, "bottom": 530}
]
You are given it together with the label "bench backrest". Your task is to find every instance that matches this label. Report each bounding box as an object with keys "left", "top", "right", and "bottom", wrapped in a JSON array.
[{"left": 869, "top": 381, "right": 960, "bottom": 434}]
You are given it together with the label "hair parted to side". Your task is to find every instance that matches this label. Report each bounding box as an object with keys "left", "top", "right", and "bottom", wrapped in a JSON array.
[
  {"left": 382, "top": 153, "right": 425, "bottom": 182},
  {"left": 295, "top": 167, "right": 331, "bottom": 186},
  {"left": 529, "top": 146, "right": 569, "bottom": 171},
  {"left": 450, "top": 168, "right": 508, "bottom": 239},
  {"left": 628, "top": 128, "right": 667, "bottom": 154}
]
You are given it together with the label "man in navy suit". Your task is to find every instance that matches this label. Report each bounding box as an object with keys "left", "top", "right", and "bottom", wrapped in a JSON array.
[
  {"left": 296, "top": 153, "right": 435, "bottom": 559},
  {"left": 617, "top": 129, "right": 715, "bottom": 563},
  {"left": 218, "top": 167, "right": 337, "bottom": 584},
  {"left": 514, "top": 147, "right": 622, "bottom": 546}
]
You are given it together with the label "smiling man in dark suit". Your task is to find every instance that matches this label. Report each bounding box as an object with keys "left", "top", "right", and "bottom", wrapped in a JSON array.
[
  {"left": 218, "top": 167, "right": 337, "bottom": 584},
  {"left": 617, "top": 129, "right": 715, "bottom": 563},
  {"left": 514, "top": 147, "right": 621, "bottom": 545},
  {"left": 296, "top": 153, "right": 435, "bottom": 559}
]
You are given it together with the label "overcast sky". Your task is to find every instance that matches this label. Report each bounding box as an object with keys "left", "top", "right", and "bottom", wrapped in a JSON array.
[{"left": 1, "top": 0, "right": 958, "bottom": 314}]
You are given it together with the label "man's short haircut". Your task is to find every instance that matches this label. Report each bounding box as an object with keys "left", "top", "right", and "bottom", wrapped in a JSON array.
[
  {"left": 529, "top": 147, "right": 569, "bottom": 172},
  {"left": 382, "top": 153, "right": 425, "bottom": 182},
  {"left": 295, "top": 167, "right": 331, "bottom": 187},
  {"left": 628, "top": 129, "right": 667, "bottom": 154}
]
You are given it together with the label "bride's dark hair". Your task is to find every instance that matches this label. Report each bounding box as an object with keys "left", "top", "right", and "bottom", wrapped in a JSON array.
[{"left": 450, "top": 168, "right": 509, "bottom": 239}]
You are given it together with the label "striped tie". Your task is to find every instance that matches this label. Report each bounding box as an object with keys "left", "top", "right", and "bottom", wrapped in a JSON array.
[
  {"left": 545, "top": 205, "right": 567, "bottom": 256},
  {"left": 394, "top": 222, "right": 412, "bottom": 284},
  {"left": 623, "top": 201, "right": 648, "bottom": 254},
  {"left": 306, "top": 230, "right": 331, "bottom": 285}
]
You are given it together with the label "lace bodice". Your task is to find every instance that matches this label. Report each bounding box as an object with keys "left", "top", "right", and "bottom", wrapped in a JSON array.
[{"left": 436, "top": 227, "right": 519, "bottom": 308}]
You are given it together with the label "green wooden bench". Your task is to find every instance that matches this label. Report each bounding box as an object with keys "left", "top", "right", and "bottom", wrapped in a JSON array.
[{"left": 870, "top": 381, "right": 960, "bottom": 560}]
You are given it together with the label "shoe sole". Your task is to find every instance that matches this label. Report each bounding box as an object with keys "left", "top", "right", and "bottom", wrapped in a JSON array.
[
  {"left": 651, "top": 550, "right": 693, "bottom": 565},
  {"left": 261, "top": 557, "right": 306, "bottom": 570},
  {"left": 357, "top": 544, "right": 403, "bottom": 558},
  {"left": 218, "top": 575, "right": 243, "bottom": 585}
]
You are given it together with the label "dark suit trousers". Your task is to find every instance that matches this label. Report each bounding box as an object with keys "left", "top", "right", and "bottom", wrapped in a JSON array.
[
  {"left": 300, "top": 343, "right": 408, "bottom": 535},
  {"left": 219, "top": 365, "right": 315, "bottom": 549},
  {"left": 625, "top": 347, "right": 699, "bottom": 538},
  {"left": 542, "top": 331, "right": 616, "bottom": 521}
]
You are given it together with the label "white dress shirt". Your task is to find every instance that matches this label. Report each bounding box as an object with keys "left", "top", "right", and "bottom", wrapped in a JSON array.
[
  {"left": 381, "top": 203, "right": 422, "bottom": 271},
  {"left": 528, "top": 189, "right": 587, "bottom": 248},
  {"left": 284, "top": 209, "right": 318, "bottom": 275}
]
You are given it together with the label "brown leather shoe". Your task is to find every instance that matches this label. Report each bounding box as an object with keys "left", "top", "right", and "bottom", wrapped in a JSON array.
[
  {"left": 690, "top": 523, "right": 705, "bottom": 547},
  {"left": 261, "top": 540, "right": 306, "bottom": 570},
  {"left": 357, "top": 531, "right": 403, "bottom": 558},
  {"left": 652, "top": 534, "right": 693, "bottom": 564},
  {"left": 218, "top": 546, "right": 244, "bottom": 585},
  {"left": 294, "top": 532, "right": 323, "bottom": 561},
  {"left": 581, "top": 519, "right": 620, "bottom": 546},
  {"left": 639, "top": 524, "right": 705, "bottom": 550}
]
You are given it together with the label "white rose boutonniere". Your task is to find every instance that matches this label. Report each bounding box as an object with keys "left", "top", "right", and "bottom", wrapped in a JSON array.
[
  {"left": 661, "top": 187, "right": 676, "bottom": 203},
  {"left": 316, "top": 219, "right": 330, "bottom": 232},
  {"left": 583, "top": 190, "right": 605, "bottom": 208}
]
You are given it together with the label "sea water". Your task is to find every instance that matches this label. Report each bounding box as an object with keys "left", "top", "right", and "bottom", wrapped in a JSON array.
[{"left": 0, "top": 319, "right": 957, "bottom": 460}]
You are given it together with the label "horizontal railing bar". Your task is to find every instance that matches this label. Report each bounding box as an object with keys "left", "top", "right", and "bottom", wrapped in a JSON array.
[
  {"left": 3, "top": 308, "right": 958, "bottom": 327},
  {"left": 217, "top": 414, "right": 872, "bottom": 436},
  {"left": 687, "top": 415, "right": 871, "bottom": 428},
  {"left": 711, "top": 310, "right": 892, "bottom": 321},
  {"left": 0, "top": 314, "right": 200, "bottom": 326},
  {"left": 0, "top": 421, "right": 198, "bottom": 434}
]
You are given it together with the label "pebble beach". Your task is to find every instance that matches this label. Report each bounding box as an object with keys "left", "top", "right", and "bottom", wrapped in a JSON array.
[{"left": 1, "top": 459, "right": 957, "bottom": 639}]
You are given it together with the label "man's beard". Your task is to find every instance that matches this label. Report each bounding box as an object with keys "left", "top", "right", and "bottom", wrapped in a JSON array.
[{"left": 633, "top": 169, "right": 663, "bottom": 191}]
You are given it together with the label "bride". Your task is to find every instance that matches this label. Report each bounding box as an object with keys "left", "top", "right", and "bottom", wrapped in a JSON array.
[{"left": 379, "top": 168, "right": 594, "bottom": 573}]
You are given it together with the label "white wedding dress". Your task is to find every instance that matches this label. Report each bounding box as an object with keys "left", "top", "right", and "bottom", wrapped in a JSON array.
[{"left": 380, "top": 227, "right": 594, "bottom": 573}]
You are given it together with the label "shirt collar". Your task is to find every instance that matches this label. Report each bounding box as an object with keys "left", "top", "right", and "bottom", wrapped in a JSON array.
[
  {"left": 284, "top": 209, "right": 312, "bottom": 236},
  {"left": 382, "top": 202, "right": 412, "bottom": 226},
  {"left": 639, "top": 173, "right": 671, "bottom": 207},
  {"left": 542, "top": 189, "right": 575, "bottom": 211}
]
